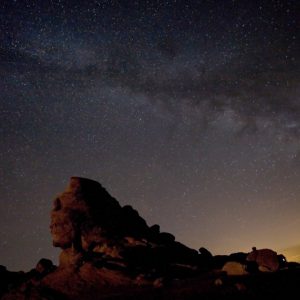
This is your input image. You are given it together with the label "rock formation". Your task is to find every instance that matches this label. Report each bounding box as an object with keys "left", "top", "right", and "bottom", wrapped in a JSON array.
[
  {"left": 50, "top": 177, "right": 198, "bottom": 271},
  {"left": 246, "top": 247, "right": 280, "bottom": 272},
  {"left": 222, "top": 261, "right": 248, "bottom": 276},
  {"left": 1, "top": 177, "right": 292, "bottom": 300},
  {"left": 36, "top": 177, "right": 199, "bottom": 298}
]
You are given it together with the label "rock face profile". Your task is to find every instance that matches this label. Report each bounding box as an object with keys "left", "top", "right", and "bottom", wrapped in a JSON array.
[
  {"left": 42, "top": 177, "right": 199, "bottom": 298},
  {"left": 50, "top": 177, "right": 198, "bottom": 269}
]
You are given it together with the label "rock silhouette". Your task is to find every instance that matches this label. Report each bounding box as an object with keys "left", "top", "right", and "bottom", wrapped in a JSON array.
[
  {"left": 246, "top": 247, "right": 280, "bottom": 272},
  {"left": 39, "top": 177, "right": 200, "bottom": 298},
  {"left": 1, "top": 177, "right": 298, "bottom": 300},
  {"left": 50, "top": 177, "right": 198, "bottom": 272}
]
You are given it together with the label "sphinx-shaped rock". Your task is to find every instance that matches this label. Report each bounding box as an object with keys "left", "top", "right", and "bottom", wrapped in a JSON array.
[
  {"left": 49, "top": 177, "right": 199, "bottom": 281},
  {"left": 39, "top": 177, "right": 202, "bottom": 299}
]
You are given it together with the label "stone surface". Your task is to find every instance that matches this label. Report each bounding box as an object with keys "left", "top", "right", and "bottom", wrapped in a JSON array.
[
  {"left": 1, "top": 177, "right": 293, "bottom": 299},
  {"left": 50, "top": 177, "right": 199, "bottom": 274},
  {"left": 246, "top": 248, "right": 280, "bottom": 272},
  {"left": 222, "top": 261, "right": 248, "bottom": 276}
]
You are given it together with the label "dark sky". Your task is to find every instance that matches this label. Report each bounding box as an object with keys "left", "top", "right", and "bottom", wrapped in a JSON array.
[{"left": 0, "top": 0, "right": 299, "bottom": 271}]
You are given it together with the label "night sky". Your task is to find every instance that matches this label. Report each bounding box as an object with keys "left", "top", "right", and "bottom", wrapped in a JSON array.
[{"left": 0, "top": 0, "right": 299, "bottom": 271}]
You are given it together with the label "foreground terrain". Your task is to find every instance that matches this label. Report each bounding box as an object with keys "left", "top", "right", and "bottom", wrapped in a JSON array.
[{"left": 1, "top": 177, "right": 299, "bottom": 299}]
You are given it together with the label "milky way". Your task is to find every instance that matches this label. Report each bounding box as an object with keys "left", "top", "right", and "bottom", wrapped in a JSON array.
[{"left": 0, "top": 0, "right": 299, "bottom": 270}]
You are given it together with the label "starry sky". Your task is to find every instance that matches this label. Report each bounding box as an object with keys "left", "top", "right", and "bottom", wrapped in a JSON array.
[{"left": 0, "top": 0, "right": 299, "bottom": 271}]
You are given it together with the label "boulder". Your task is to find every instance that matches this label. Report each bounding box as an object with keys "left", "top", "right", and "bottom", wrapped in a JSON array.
[
  {"left": 35, "top": 258, "right": 56, "bottom": 275},
  {"left": 222, "top": 261, "right": 248, "bottom": 276},
  {"left": 246, "top": 248, "right": 279, "bottom": 272}
]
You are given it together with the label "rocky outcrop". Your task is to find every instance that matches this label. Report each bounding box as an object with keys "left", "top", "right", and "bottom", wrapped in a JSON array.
[
  {"left": 246, "top": 247, "right": 280, "bottom": 272},
  {"left": 2, "top": 177, "right": 291, "bottom": 299},
  {"left": 0, "top": 259, "right": 58, "bottom": 300},
  {"left": 50, "top": 177, "right": 198, "bottom": 270},
  {"left": 40, "top": 177, "right": 200, "bottom": 297},
  {"left": 1, "top": 177, "right": 201, "bottom": 299}
]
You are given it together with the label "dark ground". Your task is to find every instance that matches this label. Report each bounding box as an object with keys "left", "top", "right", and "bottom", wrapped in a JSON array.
[
  {"left": 98, "top": 268, "right": 300, "bottom": 300},
  {"left": 1, "top": 266, "right": 300, "bottom": 299}
]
